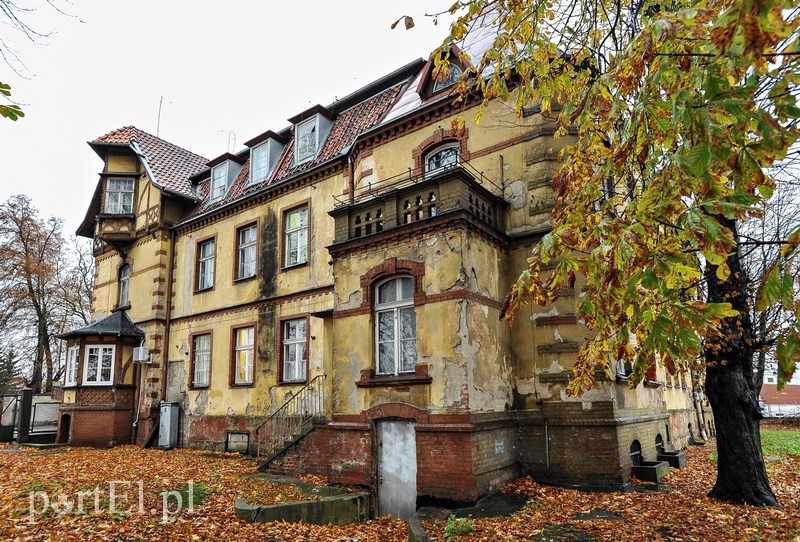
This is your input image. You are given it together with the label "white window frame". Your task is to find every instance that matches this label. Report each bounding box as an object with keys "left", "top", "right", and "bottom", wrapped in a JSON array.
[
  {"left": 282, "top": 318, "right": 307, "bottom": 383},
  {"left": 197, "top": 239, "right": 215, "bottom": 290},
  {"left": 118, "top": 265, "right": 131, "bottom": 307},
  {"left": 83, "top": 345, "right": 115, "bottom": 386},
  {"left": 192, "top": 334, "right": 211, "bottom": 387},
  {"left": 425, "top": 144, "right": 459, "bottom": 175},
  {"left": 233, "top": 326, "right": 254, "bottom": 385},
  {"left": 210, "top": 163, "right": 228, "bottom": 202},
  {"left": 374, "top": 277, "right": 417, "bottom": 376},
  {"left": 284, "top": 206, "right": 308, "bottom": 267},
  {"left": 104, "top": 177, "right": 134, "bottom": 214},
  {"left": 237, "top": 225, "right": 257, "bottom": 279},
  {"left": 249, "top": 142, "right": 271, "bottom": 184},
  {"left": 294, "top": 117, "right": 319, "bottom": 164},
  {"left": 65, "top": 345, "right": 79, "bottom": 386}
]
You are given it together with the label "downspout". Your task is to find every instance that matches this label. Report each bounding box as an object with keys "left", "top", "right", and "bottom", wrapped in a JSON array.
[
  {"left": 161, "top": 225, "right": 176, "bottom": 403},
  {"left": 131, "top": 338, "right": 145, "bottom": 443}
]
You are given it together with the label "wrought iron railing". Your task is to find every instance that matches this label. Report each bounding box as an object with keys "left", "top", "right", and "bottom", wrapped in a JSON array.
[
  {"left": 253, "top": 375, "right": 327, "bottom": 463},
  {"left": 332, "top": 160, "right": 502, "bottom": 209}
]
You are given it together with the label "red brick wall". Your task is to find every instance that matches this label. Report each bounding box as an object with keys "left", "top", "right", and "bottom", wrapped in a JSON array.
[
  {"left": 60, "top": 407, "right": 134, "bottom": 447},
  {"left": 761, "top": 383, "right": 800, "bottom": 405}
]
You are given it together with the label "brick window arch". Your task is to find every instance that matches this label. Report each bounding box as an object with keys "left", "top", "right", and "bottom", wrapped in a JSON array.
[{"left": 411, "top": 129, "right": 470, "bottom": 176}]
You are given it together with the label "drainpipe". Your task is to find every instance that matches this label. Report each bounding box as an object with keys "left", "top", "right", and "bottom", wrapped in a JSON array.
[{"left": 161, "top": 227, "right": 176, "bottom": 403}]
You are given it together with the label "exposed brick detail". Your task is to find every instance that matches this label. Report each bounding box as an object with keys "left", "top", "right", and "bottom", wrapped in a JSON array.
[
  {"left": 535, "top": 314, "right": 578, "bottom": 327},
  {"left": 411, "top": 128, "right": 470, "bottom": 176}
]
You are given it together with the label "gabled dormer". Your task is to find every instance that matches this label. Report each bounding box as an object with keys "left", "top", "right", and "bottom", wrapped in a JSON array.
[
  {"left": 207, "top": 153, "right": 245, "bottom": 202},
  {"left": 418, "top": 46, "right": 467, "bottom": 98},
  {"left": 244, "top": 130, "right": 288, "bottom": 185},
  {"left": 288, "top": 105, "right": 333, "bottom": 165}
]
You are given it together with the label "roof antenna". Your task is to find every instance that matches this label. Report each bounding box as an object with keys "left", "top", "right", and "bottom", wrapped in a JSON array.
[
  {"left": 228, "top": 130, "right": 236, "bottom": 153},
  {"left": 157, "top": 96, "right": 164, "bottom": 137}
]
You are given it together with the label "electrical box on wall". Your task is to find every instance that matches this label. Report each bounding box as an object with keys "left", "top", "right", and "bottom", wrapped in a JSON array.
[
  {"left": 158, "top": 402, "right": 180, "bottom": 450},
  {"left": 133, "top": 347, "right": 150, "bottom": 363}
]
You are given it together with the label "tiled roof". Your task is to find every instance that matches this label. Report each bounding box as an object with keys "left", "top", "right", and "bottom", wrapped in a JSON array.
[
  {"left": 57, "top": 310, "right": 144, "bottom": 339},
  {"left": 93, "top": 126, "right": 208, "bottom": 199},
  {"left": 182, "top": 82, "right": 404, "bottom": 220}
]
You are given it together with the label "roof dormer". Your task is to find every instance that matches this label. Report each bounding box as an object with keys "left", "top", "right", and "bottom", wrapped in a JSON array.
[
  {"left": 288, "top": 105, "right": 333, "bottom": 166},
  {"left": 207, "top": 153, "right": 245, "bottom": 203},
  {"left": 244, "top": 130, "right": 288, "bottom": 185},
  {"left": 418, "top": 46, "right": 468, "bottom": 98}
]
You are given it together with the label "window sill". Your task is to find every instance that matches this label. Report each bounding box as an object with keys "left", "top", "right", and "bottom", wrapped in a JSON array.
[
  {"left": 112, "top": 304, "right": 131, "bottom": 313},
  {"left": 81, "top": 382, "right": 114, "bottom": 387},
  {"left": 281, "top": 261, "right": 308, "bottom": 272},
  {"left": 189, "top": 385, "right": 209, "bottom": 390},
  {"left": 230, "top": 381, "right": 254, "bottom": 388},
  {"left": 194, "top": 286, "right": 215, "bottom": 294},
  {"left": 356, "top": 365, "right": 431, "bottom": 388},
  {"left": 644, "top": 380, "right": 662, "bottom": 388},
  {"left": 233, "top": 275, "right": 257, "bottom": 284},
  {"left": 278, "top": 379, "right": 308, "bottom": 386}
]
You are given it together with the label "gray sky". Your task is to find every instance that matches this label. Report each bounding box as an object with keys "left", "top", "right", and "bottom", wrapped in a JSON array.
[{"left": 0, "top": 0, "right": 454, "bottom": 234}]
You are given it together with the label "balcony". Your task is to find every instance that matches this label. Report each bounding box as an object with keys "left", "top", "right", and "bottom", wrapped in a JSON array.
[
  {"left": 94, "top": 213, "right": 136, "bottom": 244},
  {"left": 330, "top": 164, "right": 507, "bottom": 245}
]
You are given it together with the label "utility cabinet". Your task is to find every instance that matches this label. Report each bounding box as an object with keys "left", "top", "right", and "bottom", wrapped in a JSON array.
[{"left": 158, "top": 401, "right": 180, "bottom": 450}]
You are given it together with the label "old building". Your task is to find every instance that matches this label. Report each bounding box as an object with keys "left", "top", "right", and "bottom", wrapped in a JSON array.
[{"left": 60, "top": 41, "right": 705, "bottom": 518}]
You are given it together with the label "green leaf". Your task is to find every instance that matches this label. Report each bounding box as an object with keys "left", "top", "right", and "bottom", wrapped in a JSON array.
[
  {"left": 681, "top": 143, "right": 711, "bottom": 177},
  {"left": 756, "top": 265, "right": 782, "bottom": 312}
]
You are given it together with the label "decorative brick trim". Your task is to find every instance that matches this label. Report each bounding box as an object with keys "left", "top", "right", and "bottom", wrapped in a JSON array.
[
  {"left": 534, "top": 314, "right": 578, "bottom": 327},
  {"left": 411, "top": 128, "right": 470, "bottom": 176},
  {"left": 356, "top": 364, "right": 432, "bottom": 388}
]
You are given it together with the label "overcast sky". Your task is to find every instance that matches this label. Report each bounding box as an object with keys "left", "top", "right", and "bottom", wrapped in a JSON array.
[{"left": 0, "top": 0, "right": 455, "bottom": 234}]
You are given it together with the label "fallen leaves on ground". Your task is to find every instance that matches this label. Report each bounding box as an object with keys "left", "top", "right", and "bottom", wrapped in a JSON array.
[
  {"left": 0, "top": 445, "right": 407, "bottom": 541},
  {"left": 424, "top": 432, "right": 800, "bottom": 541}
]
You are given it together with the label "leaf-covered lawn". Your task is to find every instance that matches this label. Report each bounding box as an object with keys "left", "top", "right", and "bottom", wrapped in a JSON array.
[
  {"left": 0, "top": 445, "right": 407, "bottom": 541},
  {"left": 425, "top": 429, "right": 800, "bottom": 541}
]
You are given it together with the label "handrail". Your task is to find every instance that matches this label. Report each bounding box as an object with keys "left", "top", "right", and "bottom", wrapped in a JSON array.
[
  {"left": 332, "top": 159, "right": 503, "bottom": 208},
  {"left": 254, "top": 374, "right": 327, "bottom": 460}
]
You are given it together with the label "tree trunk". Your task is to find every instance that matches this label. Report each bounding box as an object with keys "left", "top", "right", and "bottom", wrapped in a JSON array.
[{"left": 704, "top": 218, "right": 777, "bottom": 506}]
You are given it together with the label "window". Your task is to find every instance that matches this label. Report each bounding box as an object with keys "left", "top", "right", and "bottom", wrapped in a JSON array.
[
  {"left": 425, "top": 144, "right": 459, "bottom": 174},
  {"left": 374, "top": 277, "right": 416, "bottom": 375},
  {"left": 197, "top": 239, "right": 215, "bottom": 290},
  {"left": 232, "top": 326, "right": 254, "bottom": 385},
  {"left": 105, "top": 178, "right": 134, "bottom": 214},
  {"left": 210, "top": 163, "right": 228, "bottom": 202},
  {"left": 432, "top": 64, "right": 462, "bottom": 93},
  {"left": 284, "top": 206, "right": 308, "bottom": 267},
  {"left": 118, "top": 265, "right": 131, "bottom": 307},
  {"left": 236, "top": 224, "right": 257, "bottom": 279},
  {"left": 83, "top": 345, "right": 114, "bottom": 385},
  {"left": 192, "top": 334, "right": 211, "bottom": 387},
  {"left": 282, "top": 318, "right": 307, "bottom": 383},
  {"left": 250, "top": 142, "right": 271, "bottom": 184},
  {"left": 295, "top": 118, "right": 318, "bottom": 163},
  {"left": 65, "top": 345, "right": 79, "bottom": 386}
]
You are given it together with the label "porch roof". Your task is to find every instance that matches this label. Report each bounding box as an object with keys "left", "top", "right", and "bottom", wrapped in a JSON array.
[{"left": 57, "top": 311, "right": 145, "bottom": 339}]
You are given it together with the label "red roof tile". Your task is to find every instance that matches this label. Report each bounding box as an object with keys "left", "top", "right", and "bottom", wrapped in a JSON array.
[
  {"left": 183, "top": 83, "right": 404, "bottom": 220},
  {"left": 93, "top": 126, "right": 208, "bottom": 199}
]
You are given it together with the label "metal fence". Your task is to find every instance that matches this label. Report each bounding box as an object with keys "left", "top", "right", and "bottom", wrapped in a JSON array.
[
  {"left": 29, "top": 401, "right": 59, "bottom": 433},
  {"left": 1, "top": 395, "right": 19, "bottom": 427}
]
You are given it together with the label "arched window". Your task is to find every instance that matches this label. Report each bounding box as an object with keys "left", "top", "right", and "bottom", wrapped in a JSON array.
[
  {"left": 432, "top": 64, "right": 462, "bottom": 93},
  {"left": 119, "top": 265, "right": 131, "bottom": 307},
  {"left": 375, "top": 277, "right": 416, "bottom": 376},
  {"left": 425, "top": 144, "right": 459, "bottom": 174}
]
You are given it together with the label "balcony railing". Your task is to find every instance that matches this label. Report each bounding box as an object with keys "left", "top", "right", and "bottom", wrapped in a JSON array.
[{"left": 330, "top": 163, "right": 506, "bottom": 244}]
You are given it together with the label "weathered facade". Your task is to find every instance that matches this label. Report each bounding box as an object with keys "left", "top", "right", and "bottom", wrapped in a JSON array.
[{"left": 61, "top": 42, "right": 708, "bottom": 516}]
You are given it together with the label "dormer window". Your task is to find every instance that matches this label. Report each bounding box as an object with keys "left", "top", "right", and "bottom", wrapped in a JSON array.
[
  {"left": 432, "top": 64, "right": 462, "bottom": 93},
  {"left": 210, "top": 164, "right": 228, "bottom": 202},
  {"left": 296, "top": 118, "right": 318, "bottom": 163},
  {"left": 246, "top": 132, "right": 286, "bottom": 185},
  {"left": 207, "top": 154, "right": 244, "bottom": 202},
  {"left": 105, "top": 178, "right": 134, "bottom": 214},
  {"left": 289, "top": 106, "right": 333, "bottom": 166}
]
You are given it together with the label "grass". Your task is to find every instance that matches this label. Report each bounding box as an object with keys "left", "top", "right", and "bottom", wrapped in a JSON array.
[
  {"left": 761, "top": 428, "right": 800, "bottom": 457},
  {"left": 707, "top": 427, "right": 800, "bottom": 462}
]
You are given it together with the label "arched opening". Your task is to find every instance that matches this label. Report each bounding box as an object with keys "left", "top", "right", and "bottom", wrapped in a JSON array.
[
  {"left": 629, "top": 440, "right": 642, "bottom": 466},
  {"left": 655, "top": 434, "right": 665, "bottom": 455},
  {"left": 58, "top": 414, "right": 71, "bottom": 444}
]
